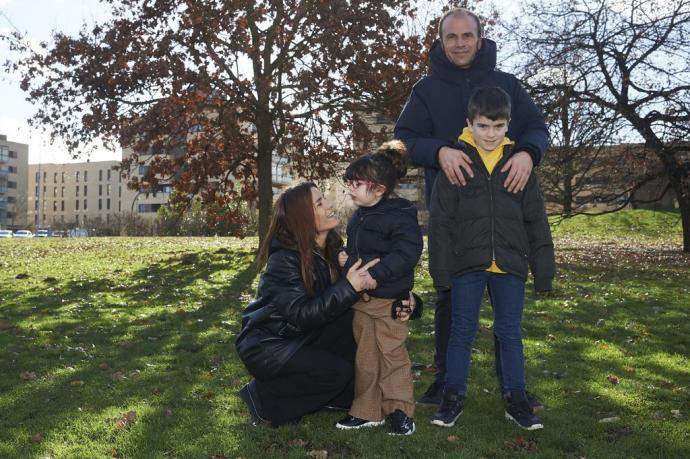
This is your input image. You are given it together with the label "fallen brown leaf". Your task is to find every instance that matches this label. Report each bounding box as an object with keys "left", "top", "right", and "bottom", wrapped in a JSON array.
[
  {"left": 111, "top": 371, "right": 126, "bottom": 382},
  {"left": 607, "top": 375, "right": 620, "bottom": 385},
  {"left": 19, "top": 371, "right": 37, "bottom": 381},
  {"left": 447, "top": 435, "right": 459, "bottom": 442},
  {"left": 98, "top": 362, "right": 111, "bottom": 370},
  {"left": 288, "top": 438, "right": 308, "bottom": 447},
  {"left": 503, "top": 435, "right": 537, "bottom": 452},
  {"left": 30, "top": 433, "right": 43, "bottom": 443},
  {"left": 306, "top": 450, "right": 328, "bottom": 458},
  {"left": 70, "top": 380, "right": 85, "bottom": 386},
  {"left": 116, "top": 410, "right": 137, "bottom": 429}
]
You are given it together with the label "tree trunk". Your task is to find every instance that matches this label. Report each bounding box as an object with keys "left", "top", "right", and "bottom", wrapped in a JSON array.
[
  {"left": 674, "top": 182, "right": 690, "bottom": 253},
  {"left": 256, "top": 114, "right": 273, "bottom": 247},
  {"left": 563, "top": 161, "right": 573, "bottom": 215}
]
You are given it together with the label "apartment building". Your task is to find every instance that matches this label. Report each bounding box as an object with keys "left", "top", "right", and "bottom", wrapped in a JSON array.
[
  {"left": 0, "top": 134, "right": 29, "bottom": 229},
  {"left": 27, "top": 161, "right": 122, "bottom": 228}
]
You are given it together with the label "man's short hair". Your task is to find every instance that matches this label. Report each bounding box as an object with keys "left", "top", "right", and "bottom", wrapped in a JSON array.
[
  {"left": 468, "top": 87, "right": 511, "bottom": 121},
  {"left": 438, "top": 8, "right": 483, "bottom": 39}
]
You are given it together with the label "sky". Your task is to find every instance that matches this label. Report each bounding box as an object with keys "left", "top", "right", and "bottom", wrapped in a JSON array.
[
  {"left": 0, "top": 0, "right": 115, "bottom": 165},
  {"left": 0, "top": 0, "right": 519, "bottom": 165}
]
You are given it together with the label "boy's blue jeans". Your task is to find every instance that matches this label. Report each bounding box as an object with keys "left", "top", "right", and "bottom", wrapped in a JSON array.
[{"left": 445, "top": 271, "right": 526, "bottom": 396}]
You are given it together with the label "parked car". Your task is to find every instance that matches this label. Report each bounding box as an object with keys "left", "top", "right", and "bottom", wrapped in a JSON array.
[
  {"left": 13, "top": 230, "right": 34, "bottom": 238},
  {"left": 50, "top": 230, "right": 66, "bottom": 238},
  {"left": 0, "top": 229, "right": 13, "bottom": 238},
  {"left": 35, "top": 229, "right": 50, "bottom": 237}
]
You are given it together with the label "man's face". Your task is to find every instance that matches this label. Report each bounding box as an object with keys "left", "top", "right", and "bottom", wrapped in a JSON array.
[
  {"left": 467, "top": 115, "right": 509, "bottom": 152},
  {"left": 441, "top": 14, "right": 481, "bottom": 68}
]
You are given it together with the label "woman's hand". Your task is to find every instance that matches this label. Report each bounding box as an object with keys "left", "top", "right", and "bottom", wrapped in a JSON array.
[{"left": 346, "top": 258, "right": 379, "bottom": 292}]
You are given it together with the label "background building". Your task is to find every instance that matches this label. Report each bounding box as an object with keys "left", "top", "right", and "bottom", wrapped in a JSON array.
[
  {"left": 27, "top": 161, "right": 122, "bottom": 229},
  {"left": 0, "top": 134, "right": 29, "bottom": 229}
]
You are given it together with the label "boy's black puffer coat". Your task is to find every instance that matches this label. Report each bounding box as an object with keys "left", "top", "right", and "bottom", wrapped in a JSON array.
[
  {"left": 428, "top": 142, "right": 555, "bottom": 291},
  {"left": 235, "top": 238, "right": 359, "bottom": 380},
  {"left": 343, "top": 197, "right": 423, "bottom": 299}
]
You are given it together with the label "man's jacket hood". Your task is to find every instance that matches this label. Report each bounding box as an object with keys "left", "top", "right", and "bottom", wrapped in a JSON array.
[{"left": 429, "top": 38, "right": 498, "bottom": 84}]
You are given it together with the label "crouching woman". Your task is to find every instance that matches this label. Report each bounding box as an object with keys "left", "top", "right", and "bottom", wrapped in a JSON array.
[{"left": 235, "top": 182, "right": 379, "bottom": 427}]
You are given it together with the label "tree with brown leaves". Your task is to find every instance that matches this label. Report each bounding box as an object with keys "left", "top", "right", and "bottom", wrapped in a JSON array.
[{"left": 4, "top": 0, "right": 428, "bottom": 243}]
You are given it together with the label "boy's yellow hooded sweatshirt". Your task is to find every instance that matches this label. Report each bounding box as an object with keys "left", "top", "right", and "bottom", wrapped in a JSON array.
[{"left": 458, "top": 127, "right": 514, "bottom": 274}]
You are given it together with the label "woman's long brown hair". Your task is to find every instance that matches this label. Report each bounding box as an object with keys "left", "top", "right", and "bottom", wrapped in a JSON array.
[{"left": 256, "top": 182, "right": 341, "bottom": 295}]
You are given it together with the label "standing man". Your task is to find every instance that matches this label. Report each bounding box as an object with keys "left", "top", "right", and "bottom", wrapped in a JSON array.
[{"left": 394, "top": 8, "right": 549, "bottom": 406}]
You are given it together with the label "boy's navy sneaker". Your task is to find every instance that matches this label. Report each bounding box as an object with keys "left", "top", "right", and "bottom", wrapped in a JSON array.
[
  {"left": 417, "top": 379, "right": 444, "bottom": 405},
  {"left": 430, "top": 389, "right": 464, "bottom": 427},
  {"left": 238, "top": 380, "right": 266, "bottom": 425},
  {"left": 505, "top": 390, "right": 544, "bottom": 430},
  {"left": 335, "top": 415, "right": 385, "bottom": 430},
  {"left": 387, "top": 409, "right": 415, "bottom": 436}
]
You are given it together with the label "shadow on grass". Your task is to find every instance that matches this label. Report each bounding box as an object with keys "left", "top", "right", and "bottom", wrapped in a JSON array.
[{"left": 0, "top": 244, "right": 259, "bottom": 457}]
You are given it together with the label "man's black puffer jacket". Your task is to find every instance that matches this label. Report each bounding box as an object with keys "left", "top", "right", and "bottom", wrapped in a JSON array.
[
  {"left": 235, "top": 238, "right": 359, "bottom": 380},
  {"left": 428, "top": 141, "right": 555, "bottom": 291}
]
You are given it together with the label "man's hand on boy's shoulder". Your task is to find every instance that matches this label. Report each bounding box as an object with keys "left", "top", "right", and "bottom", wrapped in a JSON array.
[
  {"left": 438, "top": 145, "right": 474, "bottom": 186},
  {"left": 501, "top": 151, "right": 533, "bottom": 193}
]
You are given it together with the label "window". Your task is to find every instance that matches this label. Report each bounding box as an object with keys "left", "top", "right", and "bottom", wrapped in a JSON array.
[
  {"left": 84, "top": 170, "right": 88, "bottom": 182},
  {"left": 76, "top": 200, "right": 79, "bottom": 210},
  {"left": 62, "top": 172, "right": 65, "bottom": 183},
  {"left": 7, "top": 181, "right": 16, "bottom": 189},
  {"left": 8, "top": 150, "right": 17, "bottom": 158},
  {"left": 54, "top": 172, "right": 57, "bottom": 183},
  {"left": 7, "top": 196, "right": 15, "bottom": 203},
  {"left": 119, "top": 185, "right": 122, "bottom": 197},
  {"left": 99, "top": 184, "right": 102, "bottom": 196},
  {"left": 35, "top": 186, "right": 39, "bottom": 196},
  {"left": 61, "top": 186, "right": 65, "bottom": 198},
  {"left": 43, "top": 185, "right": 46, "bottom": 194},
  {"left": 34, "top": 200, "right": 38, "bottom": 210},
  {"left": 107, "top": 184, "right": 111, "bottom": 195},
  {"left": 53, "top": 201, "right": 57, "bottom": 212},
  {"left": 138, "top": 203, "right": 162, "bottom": 213},
  {"left": 43, "top": 171, "right": 46, "bottom": 181},
  {"left": 83, "top": 199, "right": 87, "bottom": 210},
  {"left": 106, "top": 198, "right": 110, "bottom": 210},
  {"left": 8, "top": 166, "right": 17, "bottom": 174},
  {"left": 0, "top": 145, "right": 8, "bottom": 161},
  {"left": 138, "top": 164, "right": 149, "bottom": 175},
  {"left": 53, "top": 187, "right": 57, "bottom": 197},
  {"left": 35, "top": 171, "right": 40, "bottom": 182},
  {"left": 76, "top": 185, "right": 80, "bottom": 197},
  {"left": 99, "top": 169, "right": 103, "bottom": 181},
  {"left": 98, "top": 199, "right": 102, "bottom": 210},
  {"left": 107, "top": 169, "right": 111, "bottom": 180},
  {"left": 76, "top": 171, "right": 80, "bottom": 182},
  {"left": 84, "top": 185, "right": 88, "bottom": 196},
  {"left": 118, "top": 201, "right": 121, "bottom": 212},
  {"left": 61, "top": 201, "right": 64, "bottom": 211}
]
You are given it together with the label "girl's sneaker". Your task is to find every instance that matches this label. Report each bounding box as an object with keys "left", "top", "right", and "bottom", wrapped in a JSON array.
[
  {"left": 388, "top": 409, "right": 415, "bottom": 435},
  {"left": 335, "top": 415, "right": 385, "bottom": 430},
  {"left": 505, "top": 390, "right": 544, "bottom": 430}
]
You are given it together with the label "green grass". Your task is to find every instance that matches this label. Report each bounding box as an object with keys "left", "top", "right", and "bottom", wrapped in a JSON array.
[{"left": 1, "top": 211, "right": 689, "bottom": 458}]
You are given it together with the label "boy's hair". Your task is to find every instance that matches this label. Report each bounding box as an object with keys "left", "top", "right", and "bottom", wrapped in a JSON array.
[
  {"left": 344, "top": 140, "right": 408, "bottom": 199},
  {"left": 467, "top": 86, "right": 511, "bottom": 122}
]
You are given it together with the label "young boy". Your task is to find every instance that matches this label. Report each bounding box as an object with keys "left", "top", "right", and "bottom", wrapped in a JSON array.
[{"left": 428, "top": 86, "right": 555, "bottom": 430}]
